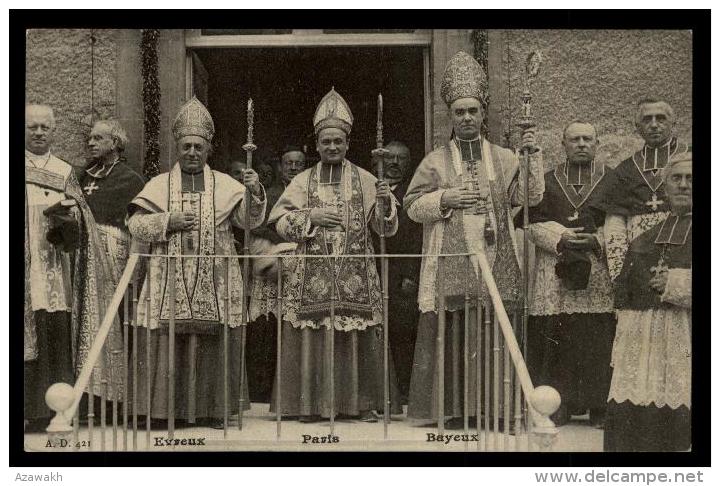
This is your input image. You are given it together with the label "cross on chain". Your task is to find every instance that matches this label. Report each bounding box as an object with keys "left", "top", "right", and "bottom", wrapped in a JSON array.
[
  {"left": 83, "top": 181, "right": 99, "bottom": 195},
  {"left": 650, "top": 252, "right": 669, "bottom": 278},
  {"left": 645, "top": 193, "right": 664, "bottom": 211}
]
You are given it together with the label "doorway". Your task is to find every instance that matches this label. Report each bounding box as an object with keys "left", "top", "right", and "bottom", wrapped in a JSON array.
[{"left": 191, "top": 46, "right": 427, "bottom": 174}]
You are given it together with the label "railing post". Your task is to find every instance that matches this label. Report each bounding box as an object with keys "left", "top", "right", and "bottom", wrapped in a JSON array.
[
  {"left": 513, "top": 313, "right": 524, "bottom": 451},
  {"left": 122, "top": 284, "right": 131, "bottom": 451},
  {"left": 167, "top": 256, "right": 176, "bottom": 441},
  {"left": 463, "top": 260, "right": 470, "bottom": 447},
  {"left": 382, "top": 251, "right": 390, "bottom": 438},
  {"left": 436, "top": 255, "right": 445, "bottom": 436},
  {"left": 328, "top": 264, "right": 336, "bottom": 435},
  {"left": 483, "top": 306, "right": 491, "bottom": 451},
  {"left": 475, "top": 295, "right": 483, "bottom": 451},
  {"left": 238, "top": 252, "right": 248, "bottom": 430},
  {"left": 132, "top": 277, "right": 140, "bottom": 450},
  {"left": 88, "top": 371, "right": 94, "bottom": 450},
  {"left": 223, "top": 256, "right": 230, "bottom": 437},
  {"left": 276, "top": 256, "right": 283, "bottom": 440},
  {"left": 145, "top": 257, "right": 152, "bottom": 449}
]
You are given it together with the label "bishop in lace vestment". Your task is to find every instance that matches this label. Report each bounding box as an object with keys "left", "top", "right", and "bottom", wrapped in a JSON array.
[
  {"left": 515, "top": 122, "right": 615, "bottom": 425},
  {"left": 126, "top": 98, "right": 266, "bottom": 424},
  {"left": 604, "top": 154, "right": 691, "bottom": 452},
  {"left": 24, "top": 105, "right": 123, "bottom": 424},
  {"left": 403, "top": 52, "right": 544, "bottom": 425},
  {"left": 267, "top": 89, "right": 402, "bottom": 421},
  {"left": 590, "top": 99, "right": 690, "bottom": 280}
]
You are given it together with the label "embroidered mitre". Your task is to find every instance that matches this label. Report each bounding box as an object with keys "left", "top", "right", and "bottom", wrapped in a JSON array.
[
  {"left": 440, "top": 51, "right": 488, "bottom": 107},
  {"left": 172, "top": 96, "right": 215, "bottom": 142},
  {"left": 313, "top": 87, "right": 353, "bottom": 135}
]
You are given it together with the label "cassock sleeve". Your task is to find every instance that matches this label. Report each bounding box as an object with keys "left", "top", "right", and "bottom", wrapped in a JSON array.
[
  {"left": 661, "top": 268, "right": 692, "bottom": 308},
  {"left": 230, "top": 184, "right": 267, "bottom": 230},
  {"left": 127, "top": 208, "right": 171, "bottom": 243},
  {"left": 605, "top": 213, "right": 629, "bottom": 281},
  {"left": 508, "top": 148, "right": 544, "bottom": 208},
  {"left": 404, "top": 153, "right": 454, "bottom": 224}
]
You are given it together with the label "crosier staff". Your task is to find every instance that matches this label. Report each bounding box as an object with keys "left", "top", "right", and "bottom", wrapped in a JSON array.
[
  {"left": 515, "top": 50, "right": 542, "bottom": 435},
  {"left": 370, "top": 93, "right": 391, "bottom": 437},
  {"left": 239, "top": 98, "right": 256, "bottom": 430}
]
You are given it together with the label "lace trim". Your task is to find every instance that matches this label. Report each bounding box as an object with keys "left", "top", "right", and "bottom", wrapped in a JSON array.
[
  {"left": 608, "top": 308, "right": 691, "bottom": 409},
  {"left": 529, "top": 222, "right": 614, "bottom": 315}
]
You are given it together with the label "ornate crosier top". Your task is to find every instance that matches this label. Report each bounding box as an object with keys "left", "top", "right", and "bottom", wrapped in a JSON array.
[
  {"left": 376, "top": 93, "right": 384, "bottom": 149},
  {"left": 246, "top": 98, "right": 254, "bottom": 145}
]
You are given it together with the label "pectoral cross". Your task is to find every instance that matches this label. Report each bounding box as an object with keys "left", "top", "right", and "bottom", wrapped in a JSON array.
[
  {"left": 567, "top": 210, "right": 579, "bottom": 222},
  {"left": 83, "top": 181, "right": 99, "bottom": 195},
  {"left": 462, "top": 175, "right": 487, "bottom": 215},
  {"left": 182, "top": 193, "right": 201, "bottom": 252},
  {"left": 650, "top": 254, "right": 669, "bottom": 277},
  {"left": 645, "top": 193, "right": 664, "bottom": 211}
]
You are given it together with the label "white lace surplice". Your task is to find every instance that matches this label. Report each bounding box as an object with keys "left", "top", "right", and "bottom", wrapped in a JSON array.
[
  {"left": 25, "top": 156, "right": 74, "bottom": 313},
  {"left": 528, "top": 220, "right": 614, "bottom": 315},
  {"left": 608, "top": 306, "right": 691, "bottom": 410}
]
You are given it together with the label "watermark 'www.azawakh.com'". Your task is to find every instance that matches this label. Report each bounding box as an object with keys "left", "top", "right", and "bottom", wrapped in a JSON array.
[{"left": 535, "top": 470, "right": 704, "bottom": 485}]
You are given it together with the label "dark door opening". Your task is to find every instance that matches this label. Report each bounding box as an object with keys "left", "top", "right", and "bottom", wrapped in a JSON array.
[{"left": 193, "top": 46, "right": 426, "bottom": 176}]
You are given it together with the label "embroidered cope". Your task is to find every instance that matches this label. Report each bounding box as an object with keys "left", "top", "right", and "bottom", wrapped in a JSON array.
[
  {"left": 268, "top": 159, "right": 398, "bottom": 331},
  {"left": 128, "top": 164, "right": 266, "bottom": 331},
  {"left": 404, "top": 138, "right": 544, "bottom": 313}
]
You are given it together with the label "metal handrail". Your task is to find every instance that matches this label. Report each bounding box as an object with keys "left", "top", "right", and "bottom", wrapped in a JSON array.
[{"left": 44, "top": 250, "right": 558, "bottom": 451}]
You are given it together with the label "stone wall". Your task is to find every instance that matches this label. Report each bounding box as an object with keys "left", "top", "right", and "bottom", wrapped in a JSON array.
[
  {"left": 486, "top": 29, "right": 692, "bottom": 169},
  {"left": 26, "top": 29, "right": 118, "bottom": 169}
]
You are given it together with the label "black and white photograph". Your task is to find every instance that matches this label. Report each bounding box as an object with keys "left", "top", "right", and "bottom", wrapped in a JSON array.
[{"left": 12, "top": 11, "right": 708, "bottom": 466}]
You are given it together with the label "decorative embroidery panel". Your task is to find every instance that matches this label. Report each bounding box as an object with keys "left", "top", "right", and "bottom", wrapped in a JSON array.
[
  {"left": 135, "top": 225, "right": 246, "bottom": 330},
  {"left": 276, "top": 209, "right": 313, "bottom": 242},
  {"left": 296, "top": 163, "right": 377, "bottom": 322},
  {"left": 160, "top": 165, "right": 219, "bottom": 323}
]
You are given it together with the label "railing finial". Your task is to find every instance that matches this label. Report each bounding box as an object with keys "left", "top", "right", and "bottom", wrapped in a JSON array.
[
  {"left": 45, "top": 382, "right": 74, "bottom": 447},
  {"left": 530, "top": 385, "right": 560, "bottom": 451}
]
